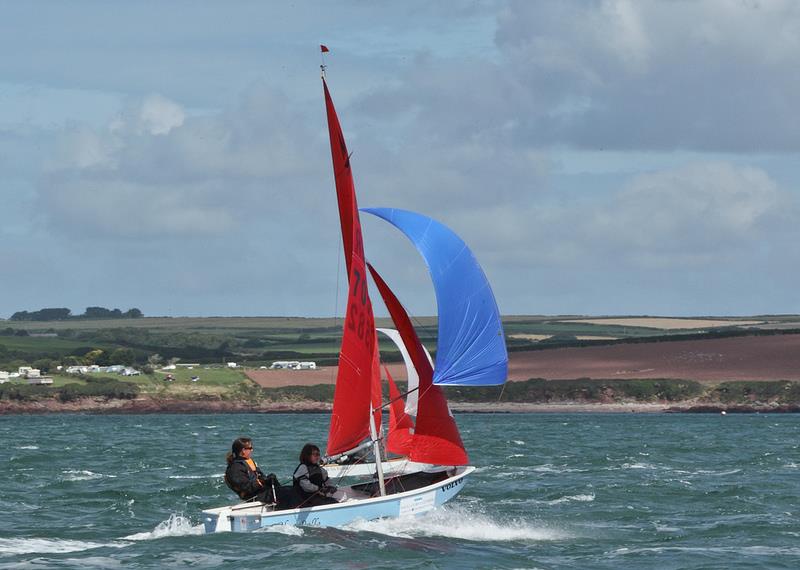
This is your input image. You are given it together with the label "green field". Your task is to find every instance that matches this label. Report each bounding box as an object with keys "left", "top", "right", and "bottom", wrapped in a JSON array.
[{"left": 1, "top": 314, "right": 797, "bottom": 375}]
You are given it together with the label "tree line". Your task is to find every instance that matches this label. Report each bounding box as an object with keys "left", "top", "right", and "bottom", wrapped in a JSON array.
[{"left": 9, "top": 307, "right": 144, "bottom": 321}]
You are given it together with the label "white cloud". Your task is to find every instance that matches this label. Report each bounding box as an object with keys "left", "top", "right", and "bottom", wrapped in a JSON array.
[
  {"left": 480, "top": 1, "right": 800, "bottom": 150},
  {"left": 121, "top": 94, "right": 185, "bottom": 136},
  {"left": 36, "top": 84, "right": 327, "bottom": 239},
  {"left": 586, "top": 162, "right": 791, "bottom": 266},
  {"left": 420, "top": 161, "right": 796, "bottom": 273}
]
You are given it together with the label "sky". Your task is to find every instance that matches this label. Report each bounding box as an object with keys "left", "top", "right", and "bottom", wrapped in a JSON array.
[{"left": 1, "top": 0, "right": 799, "bottom": 319}]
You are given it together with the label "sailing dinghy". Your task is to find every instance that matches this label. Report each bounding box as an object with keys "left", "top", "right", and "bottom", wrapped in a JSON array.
[{"left": 202, "top": 69, "right": 507, "bottom": 533}]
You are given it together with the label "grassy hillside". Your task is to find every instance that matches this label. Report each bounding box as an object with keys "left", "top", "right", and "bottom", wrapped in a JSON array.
[{"left": 3, "top": 314, "right": 796, "bottom": 373}]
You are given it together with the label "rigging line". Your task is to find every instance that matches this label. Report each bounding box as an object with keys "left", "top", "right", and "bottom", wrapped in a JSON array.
[
  {"left": 329, "top": 447, "right": 372, "bottom": 486},
  {"left": 409, "top": 311, "right": 436, "bottom": 363},
  {"left": 378, "top": 385, "right": 419, "bottom": 413},
  {"left": 329, "top": 224, "right": 343, "bottom": 387},
  {"left": 326, "top": 437, "right": 378, "bottom": 476},
  {"left": 497, "top": 381, "right": 507, "bottom": 403}
]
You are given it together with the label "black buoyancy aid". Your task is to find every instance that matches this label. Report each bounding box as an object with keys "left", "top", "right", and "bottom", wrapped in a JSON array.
[
  {"left": 225, "top": 457, "right": 261, "bottom": 499},
  {"left": 293, "top": 462, "right": 326, "bottom": 496}
]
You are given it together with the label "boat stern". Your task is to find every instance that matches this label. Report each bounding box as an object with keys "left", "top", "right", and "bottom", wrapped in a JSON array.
[{"left": 202, "top": 507, "right": 231, "bottom": 533}]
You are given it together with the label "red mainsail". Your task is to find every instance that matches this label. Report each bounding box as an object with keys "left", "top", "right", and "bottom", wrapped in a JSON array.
[
  {"left": 323, "top": 79, "right": 356, "bottom": 277},
  {"left": 324, "top": 78, "right": 382, "bottom": 456},
  {"left": 368, "top": 263, "right": 469, "bottom": 465}
]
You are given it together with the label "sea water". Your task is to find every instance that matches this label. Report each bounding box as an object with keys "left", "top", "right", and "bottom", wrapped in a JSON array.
[{"left": 1, "top": 412, "right": 798, "bottom": 569}]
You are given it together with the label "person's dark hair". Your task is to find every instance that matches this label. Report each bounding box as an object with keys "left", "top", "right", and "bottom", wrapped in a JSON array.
[
  {"left": 226, "top": 437, "right": 253, "bottom": 465},
  {"left": 299, "top": 443, "right": 321, "bottom": 464}
]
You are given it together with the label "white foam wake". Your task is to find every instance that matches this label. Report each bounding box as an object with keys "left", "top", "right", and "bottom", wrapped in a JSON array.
[
  {"left": 123, "top": 514, "right": 205, "bottom": 541},
  {"left": 255, "top": 524, "right": 305, "bottom": 537},
  {"left": 344, "top": 505, "right": 568, "bottom": 542},
  {"left": 0, "top": 537, "right": 125, "bottom": 555}
]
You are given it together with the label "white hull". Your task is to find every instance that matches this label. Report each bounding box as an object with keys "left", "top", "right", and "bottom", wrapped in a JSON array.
[{"left": 202, "top": 465, "right": 473, "bottom": 532}]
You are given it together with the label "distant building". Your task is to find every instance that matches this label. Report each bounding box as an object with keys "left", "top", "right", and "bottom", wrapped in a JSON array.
[
  {"left": 0, "top": 371, "right": 9, "bottom": 383},
  {"left": 269, "top": 361, "right": 315, "bottom": 370},
  {"left": 27, "top": 376, "right": 53, "bottom": 385},
  {"left": 66, "top": 365, "right": 101, "bottom": 375},
  {"left": 121, "top": 368, "right": 141, "bottom": 376},
  {"left": 227, "top": 362, "right": 238, "bottom": 368}
]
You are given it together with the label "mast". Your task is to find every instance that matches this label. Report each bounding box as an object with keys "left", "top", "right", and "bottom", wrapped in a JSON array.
[
  {"left": 321, "top": 50, "right": 384, "bottom": 461},
  {"left": 369, "top": 404, "right": 387, "bottom": 496}
]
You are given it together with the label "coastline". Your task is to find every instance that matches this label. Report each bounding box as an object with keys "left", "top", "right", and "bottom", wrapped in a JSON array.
[{"left": 2, "top": 396, "right": 798, "bottom": 415}]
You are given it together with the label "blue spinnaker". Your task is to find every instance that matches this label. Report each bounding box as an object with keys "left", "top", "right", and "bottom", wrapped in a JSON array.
[{"left": 362, "top": 207, "right": 508, "bottom": 387}]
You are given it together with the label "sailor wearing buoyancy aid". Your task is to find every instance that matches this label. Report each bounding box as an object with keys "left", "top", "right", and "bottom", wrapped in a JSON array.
[
  {"left": 292, "top": 443, "right": 338, "bottom": 506},
  {"left": 224, "top": 437, "right": 280, "bottom": 503}
]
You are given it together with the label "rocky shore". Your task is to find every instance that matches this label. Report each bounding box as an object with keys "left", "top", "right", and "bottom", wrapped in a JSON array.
[{"left": 2, "top": 396, "right": 799, "bottom": 415}]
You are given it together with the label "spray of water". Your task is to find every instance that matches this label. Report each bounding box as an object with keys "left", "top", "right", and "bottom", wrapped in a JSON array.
[
  {"left": 343, "top": 504, "right": 569, "bottom": 542},
  {"left": 122, "top": 513, "right": 205, "bottom": 541}
]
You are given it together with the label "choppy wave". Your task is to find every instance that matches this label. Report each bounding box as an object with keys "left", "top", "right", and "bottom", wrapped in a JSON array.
[
  {"left": 255, "top": 524, "right": 304, "bottom": 537},
  {"left": 536, "top": 493, "right": 595, "bottom": 506},
  {"left": 62, "top": 470, "right": 116, "bottom": 481},
  {"left": 531, "top": 463, "right": 584, "bottom": 474},
  {"left": 0, "top": 537, "right": 124, "bottom": 555},
  {"left": 344, "top": 505, "right": 569, "bottom": 542},
  {"left": 619, "top": 462, "right": 656, "bottom": 470},
  {"left": 167, "top": 473, "right": 223, "bottom": 480},
  {"left": 610, "top": 545, "right": 800, "bottom": 557},
  {"left": 693, "top": 468, "right": 742, "bottom": 476},
  {"left": 122, "top": 514, "right": 205, "bottom": 541}
]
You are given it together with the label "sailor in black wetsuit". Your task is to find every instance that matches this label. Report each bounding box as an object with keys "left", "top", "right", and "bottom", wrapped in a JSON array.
[
  {"left": 224, "top": 437, "right": 281, "bottom": 504},
  {"left": 292, "top": 443, "right": 338, "bottom": 507}
]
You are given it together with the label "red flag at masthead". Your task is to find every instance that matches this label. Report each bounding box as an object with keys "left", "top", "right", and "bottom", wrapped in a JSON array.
[{"left": 320, "top": 44, "right": 330, "bottom": 53}]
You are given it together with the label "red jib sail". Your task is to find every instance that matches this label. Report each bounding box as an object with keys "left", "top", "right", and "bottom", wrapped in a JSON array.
[
  {"left": 385, "top": 366, "right": 414, "bottom": 456},
  {"left": 324, "top": 78, "right": 381, "bottom": 455},
  {"left": 368, "top": 263, "right": 469, "bottom": 465}
]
